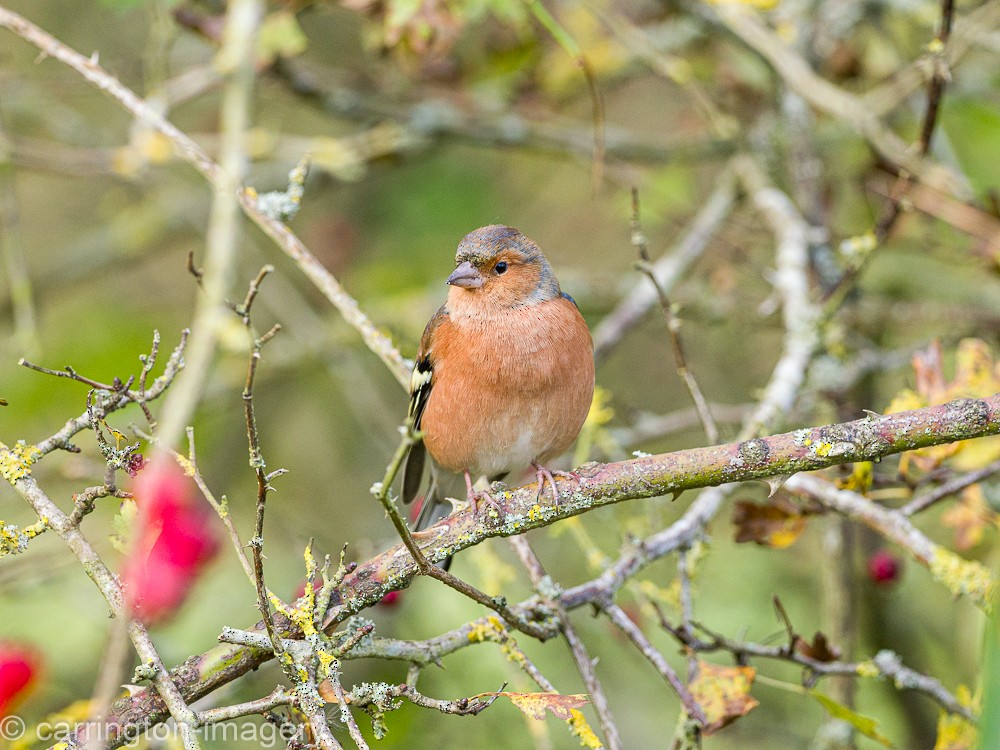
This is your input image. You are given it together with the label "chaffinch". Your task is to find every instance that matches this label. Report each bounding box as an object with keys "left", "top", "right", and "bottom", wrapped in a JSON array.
[{"left": 401, "top": 225, "right": 595, "bottom": 530}]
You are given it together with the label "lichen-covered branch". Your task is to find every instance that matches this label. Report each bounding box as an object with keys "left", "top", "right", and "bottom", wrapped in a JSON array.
[
  {"left": 84, "top": 392, "right": 1000, "bottom": 747},
  {"left": 785, "top": 473, "right": 995, "bottom": 609}
]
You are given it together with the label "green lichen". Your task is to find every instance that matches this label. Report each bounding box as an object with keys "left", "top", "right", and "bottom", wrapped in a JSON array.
[
  {"left": 930, "top": 546, "right": 995, "bottom": 612},
  {"left": 0, "top": 441, "right": 41, "bottom": 484}
]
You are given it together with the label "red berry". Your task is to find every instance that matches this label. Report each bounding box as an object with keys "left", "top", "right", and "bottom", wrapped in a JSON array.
[
  {"left": 379, "top": 591, "right": 402, "bottom": 607},
  {"left": 867, "top": 550, "right": 901, "bottom": 585}
]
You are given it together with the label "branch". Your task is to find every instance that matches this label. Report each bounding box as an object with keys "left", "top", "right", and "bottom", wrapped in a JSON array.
[
  {"left": 509, "top": 535, "right": 628, "bottom": 746},
  {"left": 662, "top": 619, "right": 976, "bottom": 722},
  {"left": 0, "top": 6, "right": 410, "bottom": 388},
  {"left": 84, "top": 393, "right": 1000, "bottom": 747},
  {"left": 592, "top": 166, "right": 737, "bottom": 359},
  {"left": 152, "top": 0, "right": 262, "bottom": 457},
  {"left": 705, "top": 3, "right": 968, "bottom": 200},
  {"left": 785, "top": 473, "right": 994, "bottom": 609},
  {"left": 271, "top": 57, "right": 737, "bottom": 171},
  {"left": 901, "top": 457, "right": 1000, "bottom": 516},
  {"left": 602, "top": 601, "right": 705, "bottom": 723}
]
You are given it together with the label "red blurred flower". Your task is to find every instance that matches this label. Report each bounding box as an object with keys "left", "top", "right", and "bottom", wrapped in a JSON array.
[
  {"left": 867, "top": 550, "right": 901, "bottom": 586},
  {"left": 0, "top": 642, "right": 40, "bottom": 717},
  {"left": 121, "top": 460, "right": 220, "bottom": 624}
]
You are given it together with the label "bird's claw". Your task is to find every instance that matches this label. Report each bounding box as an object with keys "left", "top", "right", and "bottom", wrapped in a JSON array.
[
  {"left": 532, "top": 462, "right": 581, "bottom": 505},
  {"left": 463, "top": 469, "right": 503, "bottom": 519},
  {"left": 469, "top": 489, "right": 503, "bottom": 518}
]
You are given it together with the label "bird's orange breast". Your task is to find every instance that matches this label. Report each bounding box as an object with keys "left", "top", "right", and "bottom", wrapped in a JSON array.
[{"left": 421, "top": 296, "right": 594, "bottom": 478}]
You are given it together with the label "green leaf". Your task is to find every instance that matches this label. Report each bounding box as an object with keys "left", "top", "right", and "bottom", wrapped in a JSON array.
[{"left": 809, "top": 690, "right": 893, "bottom": 747}]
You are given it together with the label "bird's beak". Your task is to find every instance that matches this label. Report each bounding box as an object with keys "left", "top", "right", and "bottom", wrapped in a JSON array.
[{"left": 446, "top": 261, "right": 484, "bottom": 289}]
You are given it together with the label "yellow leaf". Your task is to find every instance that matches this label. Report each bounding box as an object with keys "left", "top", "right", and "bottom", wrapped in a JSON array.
[
  {"left": 477, "top": 691, "right": 590, "bottom": 721},
  {"left": 950, "top": 339, "right": 1000, "bottom": 398},
  {"left": 688, "top": 660, "right": 759, "bottom": 734},
  {"left": 886, "top": 339, "right": 1000, "bottom": 476},
  {"left": 836, "top": 462, "right": 873, "bottom": 494},
  {"left": 942, "top": 485, "right": 995, "bottom": 551},
  {"left": 885, "top": 388, "right": 926, "bottom": 415}
]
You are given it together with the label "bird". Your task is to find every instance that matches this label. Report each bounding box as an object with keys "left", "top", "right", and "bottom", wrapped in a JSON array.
[{"left": 401, "top": 225, "right": 595, "bottom": 533}]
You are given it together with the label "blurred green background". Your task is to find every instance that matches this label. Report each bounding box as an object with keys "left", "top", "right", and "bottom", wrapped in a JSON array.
[{"left": 1, "top": 0, "right": 999, "bottom": 748}]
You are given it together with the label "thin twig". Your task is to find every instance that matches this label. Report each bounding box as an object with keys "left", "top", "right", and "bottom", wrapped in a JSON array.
[
  {"left": 324, "top": 670, "right": 370, "bottom": 750},
  {"left": 631, "top": 187, "right": 718, "bottom": 444},
  {"left": 152, "top": 0, "right": 262, "bottom": 459},
  {"left": 525, "top": 0, "right": 605, "bottom": 191},
  {"left": 820, "top": 0, "right": 961, "bottom": 311},
  {"left": 184, "top": 427, "right": 257, "bottom": 584},
  {"left": 196, "top": 686, "right": 294, "bottom": 724},
  {"left": 343, "top": 682, "right": 500, "bottom": 716},
  {"left": 593, "top": 167, "right": 737, "bottom": 359},
  {"left": 508, "top": 535, "right": 627, "bottom": 748},
  {"left": 370, "top": 421, "right": 556, "bottom": 640},
  {"left": 240, "top": 273, "right": 286, "bottom": 654},
  {"left": 660, "top": 616, "right": 975, "bottom": 722},
  {"left": 0, "top": 6, "right": 410, "bottom": 388},
  {"left": 902, "top": 457, "right": 1000, "bottom": 516},
  {"left": 602, "top": 601, "right": 707, "bottom": 724}
]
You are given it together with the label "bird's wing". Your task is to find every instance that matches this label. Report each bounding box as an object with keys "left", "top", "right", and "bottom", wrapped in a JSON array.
[{"left": 401, "top": 305, "right": 447, "bottom": 505}]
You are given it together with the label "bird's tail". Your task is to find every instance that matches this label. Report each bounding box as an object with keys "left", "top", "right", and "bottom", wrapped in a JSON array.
[{"left": 412, "top": 466, "right": 453, "bottom": 571}]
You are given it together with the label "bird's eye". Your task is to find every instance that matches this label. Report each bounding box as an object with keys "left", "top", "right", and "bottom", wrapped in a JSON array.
[{"left": 495, "top": 261, "right": 508, "bottom": 274}]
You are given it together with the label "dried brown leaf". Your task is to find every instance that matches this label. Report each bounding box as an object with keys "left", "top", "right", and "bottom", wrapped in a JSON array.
[{"left": 733, "top": 497, "right": 808, "bottom": 548}]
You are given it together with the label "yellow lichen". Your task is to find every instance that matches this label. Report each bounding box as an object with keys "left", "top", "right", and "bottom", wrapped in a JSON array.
[
  {"left": 567, "top": 708, "right": 604, "bottom": 749},
  {"left": 0, "top": 441, "right": 41, "bottom": 484},
  {"left": 468, "top": 616, "right": 505, "bottom": 644},
  {"left": 0, "top": 517, "right": 47, "bottom": 557},
  {"left": 930, "top": 546, "right": 995, "bottom": 612},
  {"left": 855, "top": 660, "right": 880, "bottom": 679},
  {"left": 812, "top": 443, "right": 833, "bottom": 458},
  {"left": 933, "top": 684, "right": 978, "bottom": 750},
  {"left": 174, "top": 453, "right": 197, "bottom": 477}
]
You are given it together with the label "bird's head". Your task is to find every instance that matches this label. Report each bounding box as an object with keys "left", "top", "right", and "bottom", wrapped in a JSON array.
[{"left": 446, "top": 225, "right": 560, "bottom": 311}]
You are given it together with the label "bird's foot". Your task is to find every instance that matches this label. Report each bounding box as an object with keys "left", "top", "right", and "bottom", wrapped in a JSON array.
[
  {"left": 532, "top": 462, "right": 581, "bottom": 505},
  {"left": 470, "top": 489, "right": 503, "bottom": 518},
  {"left": 463, "top": 470, "right": 503, "bottom": 518}
]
